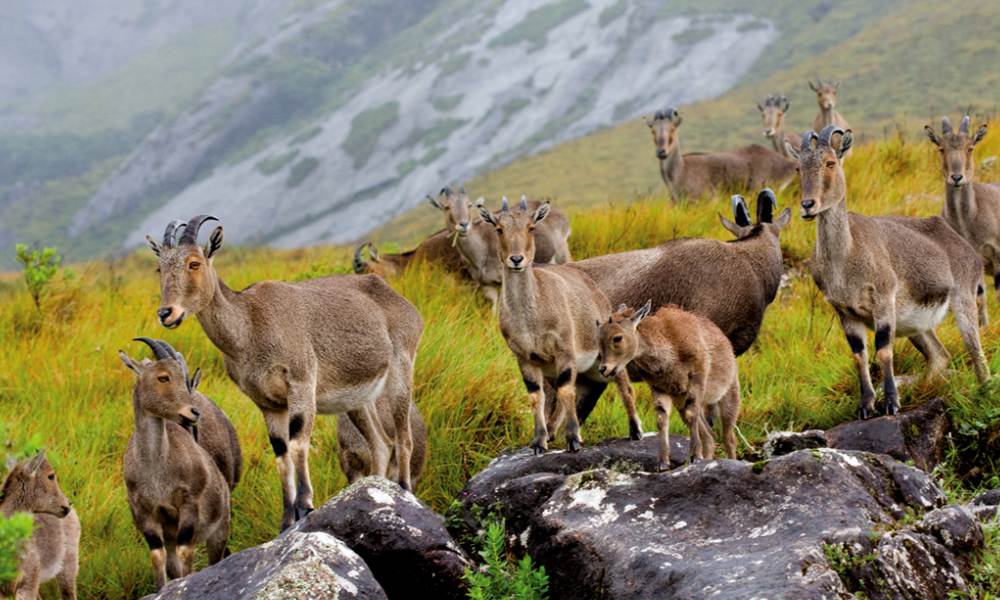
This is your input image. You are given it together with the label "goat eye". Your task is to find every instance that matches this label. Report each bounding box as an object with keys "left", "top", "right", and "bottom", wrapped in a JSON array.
[
  {"left": 825, "top": 161, "right": 836, "bottom": 168},
  {"left": 495, "top": 228, "right": 503, "bottom": 235},
  {"left": 48, "top": 473, "right": 55, "bottom": 481},
  {"left": 157, "top": 375, "right": 170, "bottom": 383},
  {"left": 613, "top": 335, "right": 623, "bottom": 343},
  {"left": 188, "top": 262, "right": 200, "bottom": 270}
]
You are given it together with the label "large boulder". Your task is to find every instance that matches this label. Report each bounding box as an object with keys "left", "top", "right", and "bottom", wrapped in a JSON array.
[
  {"left": 146, "top": 530, "right": 386, "bottom": 599},
  {"left": 824, "top": 397, "right": 950, "bottom": 470},
  {"left": 464, "top": 446, "right": 984, "bottom": 599},
  {"left": 294, "top": 477, "right": 470, "bottom": 600}
]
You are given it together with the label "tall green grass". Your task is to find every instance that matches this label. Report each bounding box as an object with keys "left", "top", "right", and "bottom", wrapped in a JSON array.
[{"left": 2, "top": 132, "right": 1000, "bottom": 597}]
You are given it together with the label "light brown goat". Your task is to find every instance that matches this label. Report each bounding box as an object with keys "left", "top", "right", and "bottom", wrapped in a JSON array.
[
  {"left": 352, "top": 230, "right": 466, "bottom": 278},
  {"left": 120, "top": 338, "right": 237, "bottom": 590},
  {"left": 788, "top": 126, "right": 989, "bottom": 419},
  {"left": 148, "top": 216, "right": 424, "bottom": 532},
  {"left": 429, "top": 187, "right": 572, "bottom": 308},
  {"left": 926, "top": 116, "right": 1000, "bottom": 300},
  {"left": 646, "top": 108, "right": 796, "bottom": 199},
  {"left": 809, "top": 80, "right": 850, "bottom": 134},
  {"left": 337, "top": 401, "right": 427, "bottom": 486},
  {"left": 479, "top": 197, "right": 641, "bottom": 454},
  {"left": 597, "top": 302, "right": 740, "bottom": 470},
  {"left": 0, "top": 452, "right": 79, "bottom": 600},
  {"left": 757, "top": 95, "right": 802, "bottom": 159}
]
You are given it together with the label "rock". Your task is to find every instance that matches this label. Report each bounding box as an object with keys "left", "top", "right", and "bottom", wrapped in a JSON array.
[
  {"left": 973, "top": 488, "right": 1000, "bottom": 506},
  {"left": 294, "top": 477, "right": 470, "bottom": 600},
  {"left": 146, "top": 530, "right": 386, "bottom": 599},
  {"left": 463, "top": 446, "right": 983, "bottom": 599},
  {"left": 762, "top": 429, "right": 827, "bottom": 458},
  {"left": 455, "top": 433, "right": 690, "bottom": 543},
  {"left": 825, "top": 397, "right": 950, "bottom": 470}
]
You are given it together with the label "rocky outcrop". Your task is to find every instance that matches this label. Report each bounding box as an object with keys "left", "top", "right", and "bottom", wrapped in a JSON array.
[
  {"left": 824, "top": 397, "right": 951, "bottom": 470},
  {"left": 146, "top": 529, "right": 387, "bottom": 599},
  {"left": 762, "top": 429, "right": 827, "bottom": 458},
  {"left": 461, "top": 445, "right": 985, "bottom": 599},
  {"left": 293, "top": 477, "right": 470, "bottom": 600}
]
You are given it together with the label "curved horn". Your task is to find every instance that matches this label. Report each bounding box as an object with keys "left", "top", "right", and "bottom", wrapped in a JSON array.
[
  {"left": 960, "top": 115, "right": 971, "bottom": 134},
  {"left": 757, "top": 188, "right": 777, "bottom": 223},
  {"left": 941, "top": 117, "right": 953, "bottom": 135},
  {"left": 353, "top": 243, "right": 368, "bottom": 273},
  {"left": 178, "top": 215, "right": 219, "bottom": 246},
  {"left": 162, "top": 220, "right": 186, "bottom": 248},
  {"left": 800, "top": 130, "right": 818, "bottom": 151},
  {"left": 817, "top": 125, "right": 845, "bottom": 147},
  {"left": 133, "top": 337, "right": 173, "bottom": 361},
  {"left": 731, "top": 195, "right": 751, "bottom": 227}
]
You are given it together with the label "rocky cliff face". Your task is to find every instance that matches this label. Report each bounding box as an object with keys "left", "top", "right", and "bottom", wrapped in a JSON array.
[{"left": 63, "top": 0, "right": 775, "bottom": 249}]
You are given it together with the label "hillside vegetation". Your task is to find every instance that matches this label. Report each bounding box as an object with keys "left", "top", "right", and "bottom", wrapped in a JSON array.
[{"left": 2, "top": 131, "right": 1000, "bottom": 597}]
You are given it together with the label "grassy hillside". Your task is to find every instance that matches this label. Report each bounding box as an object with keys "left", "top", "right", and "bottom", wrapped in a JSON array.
[
  {"left": 2, "top": 132, "right": 1000, "bottom": 597},
  {"left": 374, "top": 0, "right": 1000, "bottom": 245}
]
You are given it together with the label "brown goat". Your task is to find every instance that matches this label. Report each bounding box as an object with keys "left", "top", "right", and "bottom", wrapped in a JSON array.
[
  {"left": 147, "top": 216, "right": 424, "bottom": 532},
  {"left": 120, "top": 338, "right": 235, "bottom": 590},
  {"left": 429, "top": 187, "right": 572, "bottom": 308},
  {"left": 0, "top": 452, "right": 79, "bottom": 600},
  {"left": 757, "top": 95, "right": 802, "bottom": 159},
  {"left": 645, "top": 108, "right": 796, "bottom": 199},
  {"left": 809, "top": 80, "right": 850, "bottom": 135},
  {"left": 789, "top": 126, "right": 989, "bottom": 419},
  {"left": 480, "top": 197, "right": 641, "bottom": 454},
  {"left": 598, "top": 302, "right": 740, "bottom": 470},
  {"left": 926, "top": 116, "right": 1000, "bottom": 299},
  {"left": 352, "top": 230, "right": 466, "bottom": 277},
  {"left": 337, "top": 401, "right": 427, "bottom": 486}
]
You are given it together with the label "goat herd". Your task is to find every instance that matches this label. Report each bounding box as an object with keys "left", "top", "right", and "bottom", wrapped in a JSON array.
[{"left": 4, "top": 80, "right": 1000, "bottom": 598}]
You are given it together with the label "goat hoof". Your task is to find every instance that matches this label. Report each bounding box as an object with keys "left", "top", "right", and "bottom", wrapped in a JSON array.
[
  {"left": 885, "top": 401, "right": 899, "bottom": 416},
  {"left": 294, "top": 505, "right": 314, "bottom": 521},
  {"left": 857, "top": 407, "right": 870, "bottom": 421},
  {"left": 531, "top": 443, "right": 547, "bottom": 456},
  {"left": 567, "top": 438, "right": 583, "bottom": 453},
  {"left": 628, "top": 421, "right": 643, "bottom": 441},
  {"left": 656, "top": 461, "right": 670, "bottom": 473}
]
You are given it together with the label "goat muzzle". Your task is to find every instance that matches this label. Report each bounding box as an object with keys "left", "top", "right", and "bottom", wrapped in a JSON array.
[{"left": 656, "top": 149, "right": 667, "bottom": 160}]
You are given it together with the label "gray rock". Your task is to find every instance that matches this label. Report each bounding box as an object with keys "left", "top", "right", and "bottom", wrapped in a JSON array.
[
  {"left": 463, "top": 446, "right": 983, "bottom": 599},
  {"left": 145, "top": 530, "right": 386, "bottom": 599},
  {"left": 973, "top": 488, "right": 1000, "bottom": 506},
  {"left": 294, "top": 477, "right": 470, "bottom": 600},
  {"left": 825, "top": 397, "right": 950, "bottom": 470},
  {"left": 762, "top": 429, "right": 827, "bottom": 458}
]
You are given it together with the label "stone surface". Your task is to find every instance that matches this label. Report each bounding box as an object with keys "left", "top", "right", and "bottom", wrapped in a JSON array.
[
  {"left": 294, "top": 477, "right": 470, "bottom": 600},
  {"left": 762, "top": 429, "right": 827, "bottom": 458},
  {"left": 145, "top": 530, "right": 386, "bottom": 599},
  {"left": 973, "top": 488, "right": 1000, "bottom": 506},
  {"left": 462, "top": 445, "right": 984, "bottom": 599},
  {"left": 825, "top": 398, "right": 950, "bottom": 470}
]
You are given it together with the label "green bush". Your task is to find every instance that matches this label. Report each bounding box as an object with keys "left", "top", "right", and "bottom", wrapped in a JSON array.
[
  {"left": 464, "top": 518, "right": 548, "bottom": 600},
  {"left": 15, "top": 244, "right": 64, "bottom": 310},
  {"left": 0, "top": 513, "right": 33, "bottom": 588}
]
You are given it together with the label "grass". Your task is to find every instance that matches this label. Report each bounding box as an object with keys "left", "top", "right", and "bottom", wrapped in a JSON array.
[{"left": 3, "top": 131, "right": 1000, "bottom": 597}]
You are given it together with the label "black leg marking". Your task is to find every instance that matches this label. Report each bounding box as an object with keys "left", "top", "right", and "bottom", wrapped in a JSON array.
[
  {"left": 846, "top": 333, "right": 865, "bottom": 354},
  {"left": 269, "top": 436, "right": 288, "bottom": 457},
  {"left": 143, "top": 532, "right": 164, "bottom": 550},
  {"left": 289, "top": 414, "right": 305, "bottom": 440},
  {"left": 874, "top": 325, "right": 892, "bottom": 350},
  {"left": 556, "top": 368, "right": 573, "bottom": 387},
  {"left": 978, "top": 283, "right": 986, "bottom": 296},
  {"left": 177, "top": 526, "right": 195, "bottom": 546},
  {"left": 523, "top": 378, "right": 541, "bottom": 393}
]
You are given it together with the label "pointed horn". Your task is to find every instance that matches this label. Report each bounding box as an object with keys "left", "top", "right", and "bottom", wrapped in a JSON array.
[
  {"left": 162, "top": 220, "right": 187, "bottom": 248},
  {"left": 132, "top": 337, "right": 174, "bottom": 362},
  {"left": 177, "top": 215, "right": 219, "bottom": 246},
  {"left": 501, "top": 196, "right": 509, "bottom": 212},
  {"left": 519, "top": 194, "right": 528, "bottom": 211},
  {"left": 941, "top": 117, "right": 953, "bottom": 135},
  {"left": 817, "top": 125, "right": 844, "bottom": 147},
  {"left": 960, "top": 115, "right": 971, "bottom": 134}
]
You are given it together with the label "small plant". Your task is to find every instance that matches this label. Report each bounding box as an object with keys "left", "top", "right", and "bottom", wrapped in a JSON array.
[
  {"left": 464, "top": 518, "right": 548, "bottom": 600},
  {"left": 0, "top": 426, "right": 43, "bottom": 588},
  {"left": 14, "top": 243, "right": 64, "bottom": 310},
  {"left": 949, "top": 516, "right": 1000, "bottom": 599}
]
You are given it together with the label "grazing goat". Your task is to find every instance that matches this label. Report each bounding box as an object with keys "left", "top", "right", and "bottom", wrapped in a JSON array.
[
  {"left": 429, "top": 187, "right": 572, "bottom": 308},
  {"left": 352, "top": 230, "right": 466, "bottom": 277},
  {"left": 148, "top": 216, "right": 424, "bottom": 531},
  {"left": 120, "top": 338, "right": 234, "bottom": 590},
  {"left": 0, "top": 452, "right": 79, "bottom": 600},
  {"left": 597, "top": 302, "right": 740, "bottom": 470},
  {"left": 645, "top": 108, "right": 796, "bottom": 199},
  {"left": 926, "top": 116, "right": 1000, "bottom": 301},
  {"left": 809, "top": 79, "right": 850, "bottom": 134},
  {"left": 479, "top": 197, "right": 641, "bottom": 454},
  {"left": 757, "top": 95, "right": 802, "bottom": 158},
  {"left": 788, "top": 126, "right": 990, "bottom": 419}
]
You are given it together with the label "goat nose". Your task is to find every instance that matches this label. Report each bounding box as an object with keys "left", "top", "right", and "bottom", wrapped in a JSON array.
[
  {"left": 510, "top": 255, "right": 524, "bottom": 265},
  {"left": 459, "top": 221, "right": 469, "bottom": 230},
  {"left": 801, "top": 199, "right": 816, "bottom": 210},
  {"left": 951, "top": 174, "right": 963, "bottom": 184},
  {"left": 190, "top": 407, "right": 201, "bottom": 418},
  {"left": 157, "top": 307, "right": 172, "bottom": 322},
  {"left": 656, "top": 149, "right": 667, "bottom": 159}
]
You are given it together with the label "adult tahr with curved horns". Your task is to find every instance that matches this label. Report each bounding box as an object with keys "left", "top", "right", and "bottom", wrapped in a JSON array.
[
  {"left": 788, "top": 126, "right": 989, "bottom": 419},
  {"left": 925, "top": 115, "right": 1000, "bottom": 300},
  {"left": 645, "top": 107, "right": 797, "bottom": 200},
  {"left": 147, "top": 215, "right": 425, "bottom": 532}
]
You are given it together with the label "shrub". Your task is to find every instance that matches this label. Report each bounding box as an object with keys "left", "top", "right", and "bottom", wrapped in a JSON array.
[
  {"left": 14, "top": 243, "right": 63, "bottom": 310},
  {"left": 464, "top": 518, "right": 548, "bottom": 600}
]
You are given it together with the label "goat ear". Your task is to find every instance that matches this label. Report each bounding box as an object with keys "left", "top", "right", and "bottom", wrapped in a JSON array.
[
  {"left": 478, "top": 206, "right": 497, "bottom": 226},
  {"left": 833, "top": 80, "right": 840, "bottom": 89},
  {"left": 808, "top": 80, "right": 818, "bottom": 92},
  {"left": 532, "top": 202, "right": 550, "bottom": 224},
  {"left": 189, "top": 368, "right": 202, "bottom": 392},
  {"left": 756, "top": 102, "right": 764, "bottom": 113},
  {"left": 119, "top": 351, "right": 142, "bottom": 374},
  {"left": 775, "top": 207, "right": 792, "bottom": 228},
  {"left": 26, "top": 451, "right": 46, "bottom": 475},
  {"left": 427, "top": 194, "right": 445, "bottom": 210},
  {"left": 836, "top": 130, "right": 853, "bottom": 159},
  {"left": 924, "top": 125, "right": 941, "bottom": 147},
  {"left": 973, "top": 125, "right": 988, "bottom": 146},
  {"left": 718, "top": 214, "right": 743, "bottom": 238},
  {"left": 205, "top": 226, "right": 224, "bottom": 258},
  {"left": 673, "top": 114, "right": 682, "bottom": 126},
  {"left": 633, "top": 300, "right": 653, "bottom": 324},
  {"left": 784, "top": 139, "right": 800, "bottom": 161},
  {"left": 644, "top": 116, "right": 654, "bottom": 128},
  {"left": 145, "top": 235, "right": 161, "bottom": 257}
]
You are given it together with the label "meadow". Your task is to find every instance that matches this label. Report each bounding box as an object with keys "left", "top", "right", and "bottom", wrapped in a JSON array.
[{"left": 2, "top": 131, "right": 1000, "bottom": 597}]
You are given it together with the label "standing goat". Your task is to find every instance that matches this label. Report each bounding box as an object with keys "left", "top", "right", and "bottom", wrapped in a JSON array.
[
  {"left": 120, "top": 338, "right": 237, "bottom": 590},
  {"left": 337, "top": 401, "right": 427, "bottom": 487},
  {"left": 429, "top": 187, "right": 572, "bottom": 308},
  {"left": 147, "top": 215, "right": 424, "bottom": 531},
  {"left": 809, "top": 80, "right": 850, "bottom": 134},
  {"left": 352, "top": 230, "right": 466, "bottom": 278},
  {"left": 597, "top": 302, "right": 740, "bottom": 470},
  {"left": 788, "top": 126, "right": 990, "bottom": 419},
  {"left": 645, "top": 108, "right": 796, "bottom": 199},
  {"left": 0, "top": 452, "right": 79, "bottom": 600},
  {"left": 479, "top": 197, "right": 641, "bottom": 454},
  {"left": 925, "top": 116, "right": 1000, "bottom": 300},
  {"left": 757, "top": 96, "right": 802, "bottom": 159}
]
